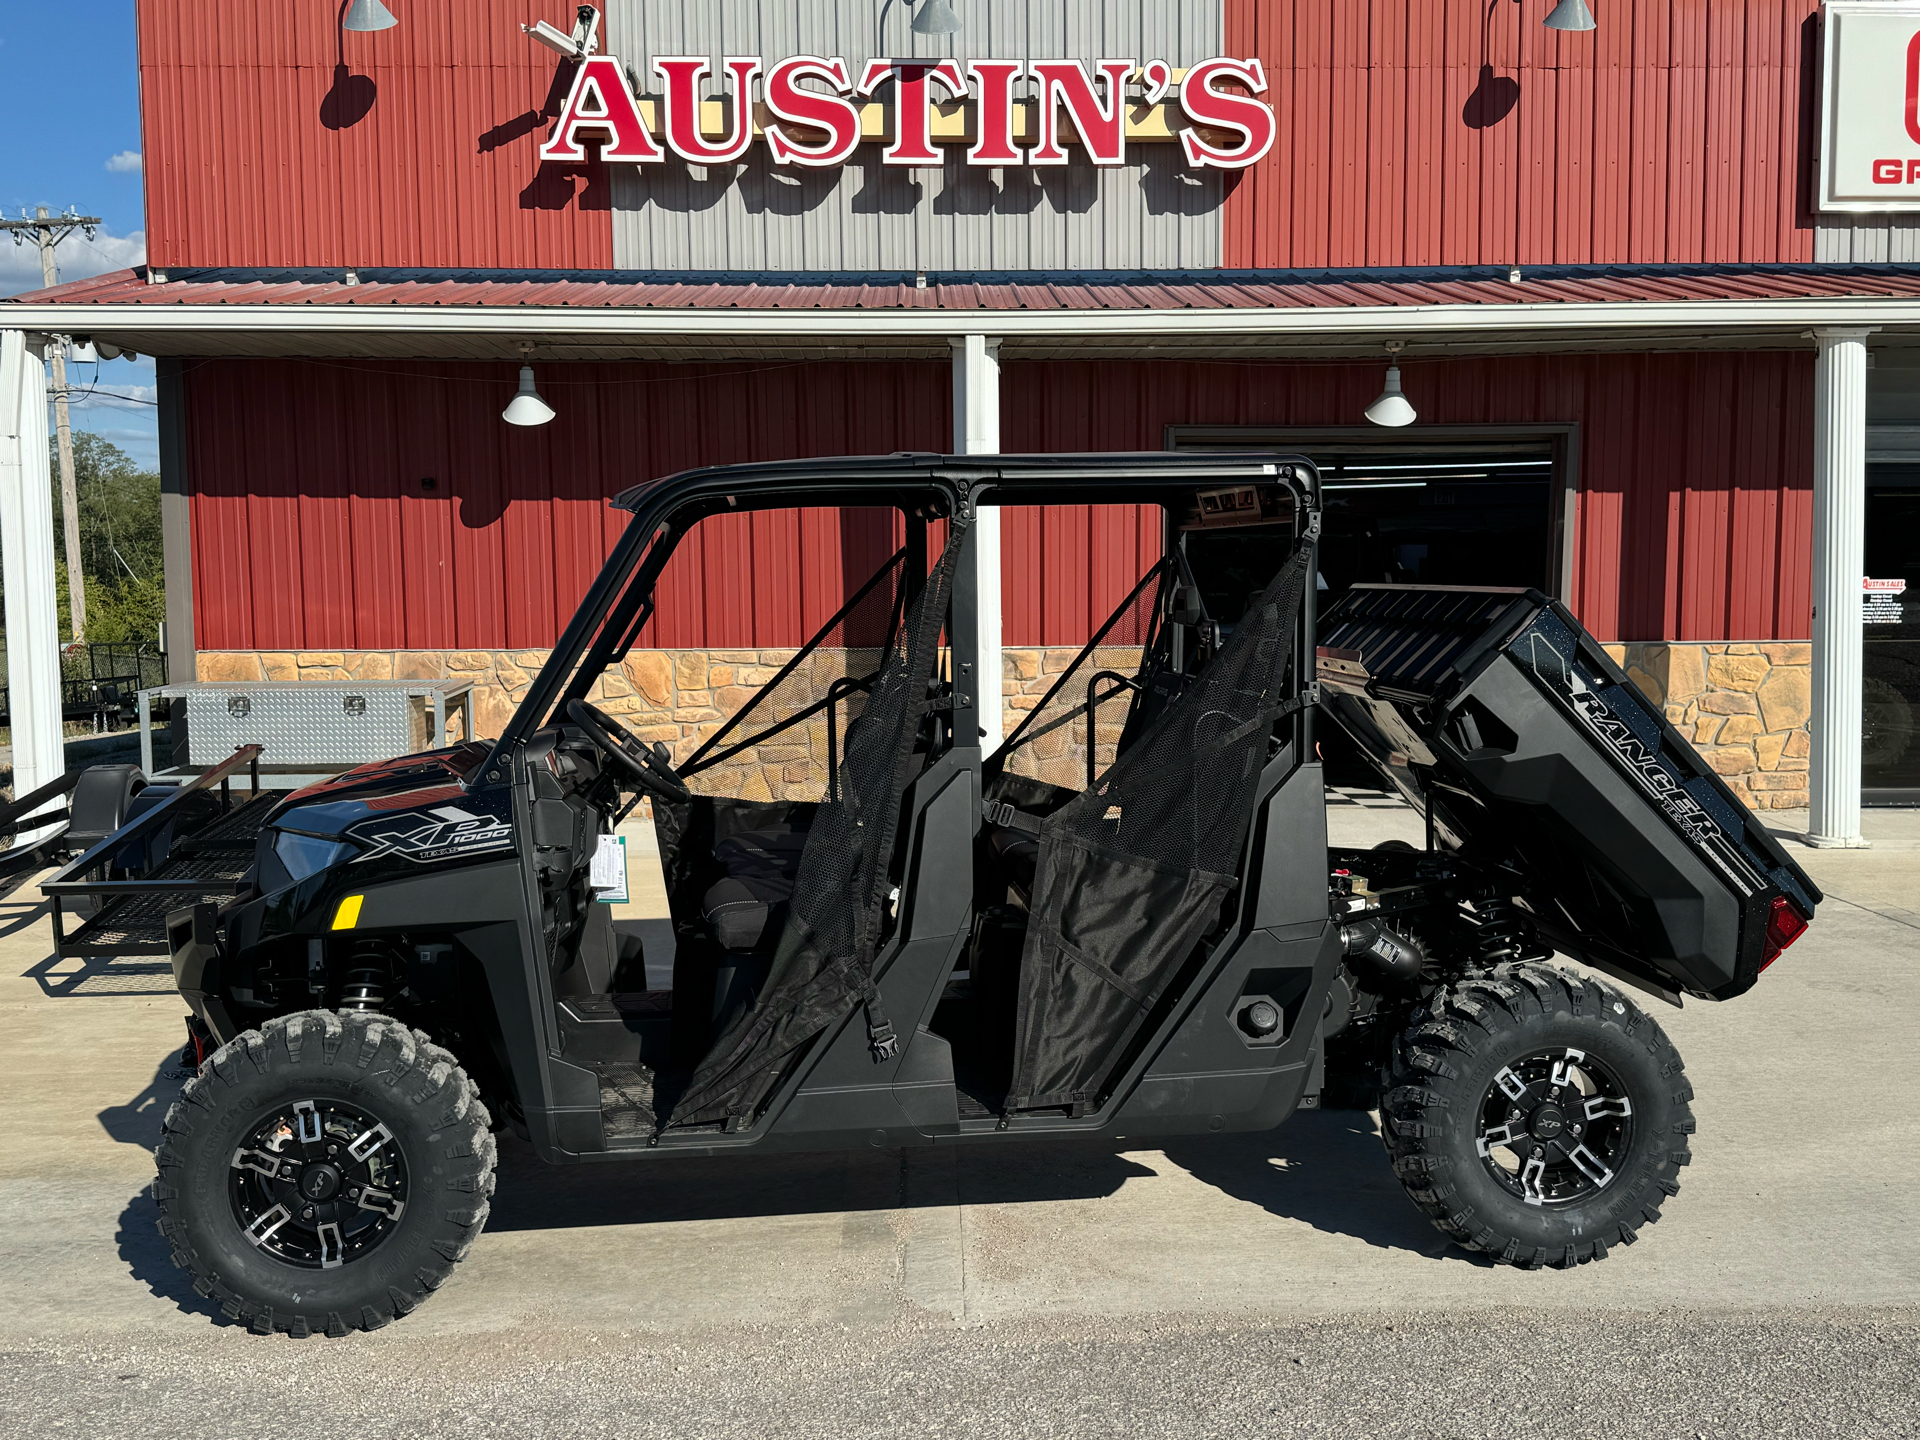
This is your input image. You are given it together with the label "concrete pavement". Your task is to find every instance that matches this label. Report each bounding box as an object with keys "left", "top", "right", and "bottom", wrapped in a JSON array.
[{"left": 0, "top": 801, "right": 1914, "bottom": 1436}]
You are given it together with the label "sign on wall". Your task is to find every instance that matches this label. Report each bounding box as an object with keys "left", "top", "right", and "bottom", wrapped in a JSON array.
[
  {"left": 537, "top": 54, "right": 1277, "bottom": 172},
  {"left": 1818, "top": 1, "right": 1921, "bottom": 211}
]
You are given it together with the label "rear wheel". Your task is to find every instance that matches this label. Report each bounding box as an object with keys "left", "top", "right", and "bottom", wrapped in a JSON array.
[
  {"left": 1381, "top": 962, "right": 1693, "bottom": 1268},
  {"left": 154, "top": 1010, "right": 495, "bottom": 1336}
]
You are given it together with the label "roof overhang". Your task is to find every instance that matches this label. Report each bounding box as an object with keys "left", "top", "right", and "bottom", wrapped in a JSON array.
[{"left": 3, "top": 288, "right": 1914, "bottom": 363}]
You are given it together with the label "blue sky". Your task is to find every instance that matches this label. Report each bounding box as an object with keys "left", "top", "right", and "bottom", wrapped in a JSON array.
[{"left": 0, "top": 1, "right": 158, "bottom": 467}]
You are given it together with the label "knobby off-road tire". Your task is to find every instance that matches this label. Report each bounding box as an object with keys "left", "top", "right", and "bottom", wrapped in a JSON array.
[
  {"left": 153, "top": 1010, "right": 496, "bottom": 1337},
  {"left": 1381, "top": 961, "right": 1694, "bottom": 1269}
]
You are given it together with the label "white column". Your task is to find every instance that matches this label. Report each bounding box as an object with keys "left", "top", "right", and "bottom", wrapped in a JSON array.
[
  {"left": 951, "top": 334, "right": 1002, "bottom": 754},
  {"left": 1807, "top": 327, "right": 1874, "bottom": 848},
  {"left": 0, "top": 329, "right": 65, "bottom": 844}
]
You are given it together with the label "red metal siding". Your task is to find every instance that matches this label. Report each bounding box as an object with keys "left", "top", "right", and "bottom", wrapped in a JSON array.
[
  {"left": 183, "top": 358, "right": 1157, "bottom": 651},
  {"left": 999, "top": 352, "right": 1816, "bottom": 643},
  {"left": 1223, "top": 0, "right": 1817, "bottom": 268},
  {"left": 138, "top": 0, "right": 612, "bottom": 270},
  {"left": 185, "top": 354, "right": 1814, "bottom": 652}
]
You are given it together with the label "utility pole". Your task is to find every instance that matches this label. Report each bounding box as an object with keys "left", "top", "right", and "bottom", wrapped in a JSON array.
[{"left": 1, "top": 205, "right": 101, "bottom": 642}]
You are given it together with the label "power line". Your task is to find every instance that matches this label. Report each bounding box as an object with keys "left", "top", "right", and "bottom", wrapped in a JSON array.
[{"left": 0, "top": 206, "right": 103, "bottom": 642}]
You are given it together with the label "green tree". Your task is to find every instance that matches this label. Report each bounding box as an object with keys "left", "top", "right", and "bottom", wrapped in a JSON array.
[{"left": 50, "top": 432, "right": 166, "bottom": 647}]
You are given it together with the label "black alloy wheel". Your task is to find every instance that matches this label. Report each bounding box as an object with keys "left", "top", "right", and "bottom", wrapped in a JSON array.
[
  {"left": 155, "top": 1010, "right": 495, "bottom": 1337},
  {"left": 1380, "top": 961, "right": 1694, "bottom": 1269},
  {"left": 1473, "top": 1046, "right": 1634, "bottom": 1207},
  {"left": 229, "top": 1097, "right": 409, "bottom": 1270}
]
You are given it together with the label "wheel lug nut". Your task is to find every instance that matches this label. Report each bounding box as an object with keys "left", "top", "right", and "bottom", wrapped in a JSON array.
[
  {"left": 1532, "top": 1146, "right": 1545, "bottom": 1159},
  {"left": 302, "top": 1206, "right": 315, "bottom": 1219}
]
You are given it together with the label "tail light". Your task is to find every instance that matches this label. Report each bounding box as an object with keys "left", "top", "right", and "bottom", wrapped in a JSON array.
[{"left": 1759, "top": 895, "right": 1810, "bottom": 971}]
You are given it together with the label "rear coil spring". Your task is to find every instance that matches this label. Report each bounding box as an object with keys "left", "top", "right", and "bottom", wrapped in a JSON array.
[{"left": 1468, "top": 897, "right": 1531, "bottom": 966}]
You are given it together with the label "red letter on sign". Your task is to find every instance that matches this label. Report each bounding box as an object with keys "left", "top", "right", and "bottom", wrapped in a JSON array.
[
  {"left": 765, "top": 56, "right": 861, "bottom": 167},
  {"left": 1029, "top": 59, "right": 1132, "bottom": 167},
  {"left": 1873, "top": 158, "right": 1904, "bottom": 184},
  {"left": 966, "top": 60, "right": 1025, "bottom": 166},
  {"left": 858, "top": 59, "right": 966, "bottom": 167},
  {"left": 655, "top": 56, "right": 762, "bottom": 166},
  {"left": 1907, "top": 32, "right": 1918, "bottom": 144},
  {"left": 1179, "top": 58, "right": 1277, "bottom": 170},
  {"left": 539, "top": 55, "right": 664, "bottom": 164}
]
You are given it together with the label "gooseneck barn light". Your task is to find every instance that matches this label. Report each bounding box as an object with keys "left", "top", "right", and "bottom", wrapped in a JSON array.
[
  {"left": 1364, "top": 341, "right": 1417, "bottom": 428},
  {"left": 1542, "top": 0, "right": 1598, "bottom": 31},
  {"left": 911, "top": 0, "right": 963, "bottom": 35},
  {"left": 503, "top": 361, "right": 556, "bottom": 427},
  {"left": 342, "top": 0, "right": 399, "bottom": 32}
]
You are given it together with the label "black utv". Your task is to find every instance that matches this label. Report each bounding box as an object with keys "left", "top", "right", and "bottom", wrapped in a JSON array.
[{"left": 142, "top": 453, "right": 1820, "bottom": 1336}]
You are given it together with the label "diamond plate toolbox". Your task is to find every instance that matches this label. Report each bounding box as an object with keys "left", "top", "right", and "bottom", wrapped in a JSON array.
[{"left": 185, "top": 686, "right": 419, "bottom": 767}]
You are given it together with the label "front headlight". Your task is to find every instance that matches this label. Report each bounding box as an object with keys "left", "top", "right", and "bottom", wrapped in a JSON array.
[{"left": 273, "top": 830, "right": 358, "bottom": 884}]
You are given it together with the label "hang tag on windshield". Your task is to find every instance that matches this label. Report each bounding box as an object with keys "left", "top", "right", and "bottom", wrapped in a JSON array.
[{"left": 591, "top": 833, "right": 629, "bottom": 903}]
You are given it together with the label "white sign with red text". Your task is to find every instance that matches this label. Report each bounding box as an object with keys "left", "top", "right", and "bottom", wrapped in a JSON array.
[
  {"left": 1819, "top": 2, "right": 1921, "bottom": 210},
  {"left": 538, "top": 55, "right": 1277, "bottom": 171}
]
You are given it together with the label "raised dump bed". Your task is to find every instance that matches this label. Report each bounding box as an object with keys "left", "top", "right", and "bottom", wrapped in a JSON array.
[{"left": 1316, "top": 584, "right": 1820, "bottom": 1003}]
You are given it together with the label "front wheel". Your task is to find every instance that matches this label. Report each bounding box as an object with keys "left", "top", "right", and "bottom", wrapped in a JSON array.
[
  {"left": 1381, "top": 962, "right": 1694, "bottom": 1269},
  {"left": 154, "top": 1010, "right": 496, "bottom": 1336}
]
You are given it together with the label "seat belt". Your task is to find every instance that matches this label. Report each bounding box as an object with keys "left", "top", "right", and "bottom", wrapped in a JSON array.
[{"left": 982, "top": 801, "right": 1044, "bottom": 837}]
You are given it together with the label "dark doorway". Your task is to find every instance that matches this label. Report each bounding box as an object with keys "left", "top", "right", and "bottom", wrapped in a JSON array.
[
  {"left": 1307, "top": 445, "right": 1556, "bottom": 602},
  {"left": 1863, "top": 461, "right": 1918, "bottom": 804}
]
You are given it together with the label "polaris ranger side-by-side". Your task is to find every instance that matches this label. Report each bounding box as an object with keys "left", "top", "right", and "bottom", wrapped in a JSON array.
[{"left": 133, "top": 454, "right": 1820, "bottom": 1337}]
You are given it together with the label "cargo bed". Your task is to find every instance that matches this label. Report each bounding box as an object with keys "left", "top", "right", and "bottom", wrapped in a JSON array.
[{"left": 1316, "top": 585, "right": 1820, "bottom": 1002}]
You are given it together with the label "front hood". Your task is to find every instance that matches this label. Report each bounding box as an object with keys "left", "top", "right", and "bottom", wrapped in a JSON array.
[{"left": 269, "top": 742, "right": 493, "bottom": 840}]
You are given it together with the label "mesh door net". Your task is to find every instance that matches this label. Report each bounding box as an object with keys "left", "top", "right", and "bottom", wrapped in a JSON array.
[
  {"left": 1004, "top": 540, "right": 1314, "bottom": 1115},
  {"left": 667, "top": 516, "right": 970, "bottom": 1129}
]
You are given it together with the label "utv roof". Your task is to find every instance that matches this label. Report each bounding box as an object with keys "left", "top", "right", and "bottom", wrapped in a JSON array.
[{"left": 610, "top": 450, "right": 1318, "bottom": 512}]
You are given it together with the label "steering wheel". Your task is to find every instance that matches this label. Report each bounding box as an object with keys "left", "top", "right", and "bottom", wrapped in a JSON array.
[{"left": 565, "top": 698, "right": 691, "bottom": 802}]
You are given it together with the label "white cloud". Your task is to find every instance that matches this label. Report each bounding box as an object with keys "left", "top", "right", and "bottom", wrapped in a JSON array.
[
  {"left": 0, "top": 224, "right": 145, "bottom": 297},
  {"left": 105, "top": 150, "right": 143, "bottom": 174}
]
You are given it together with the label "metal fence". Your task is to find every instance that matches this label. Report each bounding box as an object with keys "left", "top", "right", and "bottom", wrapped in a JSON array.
[{"left": 0, "top": 644, "right": 168, "bottom": 728}]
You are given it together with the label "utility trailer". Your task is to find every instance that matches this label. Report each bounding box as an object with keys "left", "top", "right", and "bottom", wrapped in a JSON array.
[{"left": 113, "top": 453, "right": 1819, "bottom": 1337}]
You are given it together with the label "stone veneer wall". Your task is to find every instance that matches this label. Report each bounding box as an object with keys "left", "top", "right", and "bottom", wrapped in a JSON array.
[
  {"left": 1605, "top": 642, "right": 1811, "bottom": 810},
  {"left": 195, "top": 640, "right": 1811, "bottom": 810}
]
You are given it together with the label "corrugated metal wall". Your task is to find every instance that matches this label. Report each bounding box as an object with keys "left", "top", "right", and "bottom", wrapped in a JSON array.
[
  {"left": 185, "top": 354, "right": 1814, "bottom": 651},
  {"left": 999, "top": 352, "right": 1816, "bottom": 643},
  {"left": 601, "top": 0, "right": 1222, "bottom": 271},
  {"left": 1220, "top": 0, "right": 1819, "bottom": 267},
  {"left": 138, "top": 0, "right": 1835, "bottom": 272},
  {"left": 137, "top": 0, "right": 612, "bottom": 270},
  {"left": 180, "top": 358, "right": 1162, "bottom": 651}
]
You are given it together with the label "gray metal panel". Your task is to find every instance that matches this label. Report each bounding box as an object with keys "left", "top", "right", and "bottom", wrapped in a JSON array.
[
  {"left": 1814, "top": 216, "right": 1921, "bottom": 263},
  {"left": 184, "top": 687, "right": 416, "bottom": 767},
  {"left": 157, "top": 357, "right": 196, "bottom": 684},
  {"left": 604, "top": 0, "right": 1222, "bottom": 272}
]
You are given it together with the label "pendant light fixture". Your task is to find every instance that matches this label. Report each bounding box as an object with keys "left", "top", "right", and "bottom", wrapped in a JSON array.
[
  {"left": 1364, "top": 341, "right": 1417, "bottom": 428},
  {"left": 1542, "top": 0, "right": 1597, "bottom": 30},
  {"left": 911, "top": 0, "right": 963, "bottom": 35},
  {"left": 503, "top": 350, "right": 555, "bottom": 427},
  {"left": 342, "top": 0, "right": 399, "bottom": 32}
]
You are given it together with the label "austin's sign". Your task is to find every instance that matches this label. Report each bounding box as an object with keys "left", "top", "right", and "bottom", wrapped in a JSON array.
[{"left": 538, "top": 56, "right": 1276, "bottom": 171}]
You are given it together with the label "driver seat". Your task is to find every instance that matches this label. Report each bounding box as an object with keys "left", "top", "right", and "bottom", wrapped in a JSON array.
[{"left": 699, "top": 819, "right": 811, "bottom": 952}]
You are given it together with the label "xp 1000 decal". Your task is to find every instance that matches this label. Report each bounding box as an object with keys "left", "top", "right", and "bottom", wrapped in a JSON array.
[
  {"left": 1520, "top": 620, "right": 1764, "bottom": 900},
  {"left": 346, "top": 804, "right": 513, "bottom": 865}
]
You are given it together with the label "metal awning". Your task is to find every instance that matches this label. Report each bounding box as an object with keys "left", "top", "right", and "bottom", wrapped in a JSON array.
[{"left": 4, "top": 264, "right": 1914, "bottom": 362}]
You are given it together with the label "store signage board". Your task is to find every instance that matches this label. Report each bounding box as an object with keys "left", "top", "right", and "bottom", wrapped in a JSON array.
[
  {"left": 539, "top": 55, "right": 1276, "bottom": 171},
  {"left": 1863, "top": 576, "right": 1908, "bottom": 625},
  {"left": 1818, "top": 1, "right": 1921, "bottom": 211}
]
